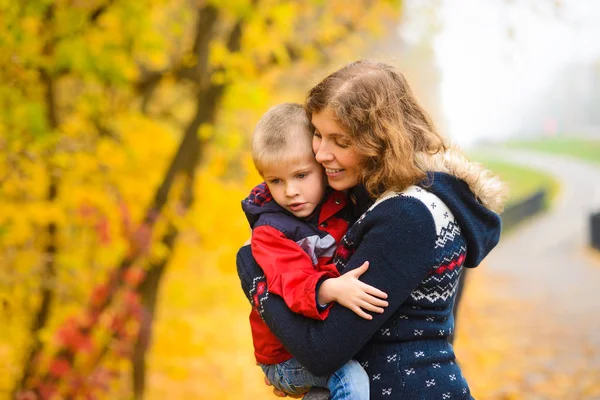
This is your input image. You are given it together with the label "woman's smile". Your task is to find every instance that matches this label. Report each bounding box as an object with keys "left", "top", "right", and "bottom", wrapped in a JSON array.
[
  {"left": 325, "top": 167, "right": 345, "bottom": 177},
  {"left": 311, "top": 108, "right": 363, "bottom": 191}
]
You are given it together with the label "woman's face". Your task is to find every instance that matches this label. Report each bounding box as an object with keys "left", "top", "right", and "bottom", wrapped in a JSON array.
[{"left": 311, "top": 108, "right": 363, "bottom": 191}]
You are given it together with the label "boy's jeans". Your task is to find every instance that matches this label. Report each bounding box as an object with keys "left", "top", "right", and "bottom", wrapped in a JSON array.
[{"left": 260, "top": 358, "right": 369, "bottom": 399}]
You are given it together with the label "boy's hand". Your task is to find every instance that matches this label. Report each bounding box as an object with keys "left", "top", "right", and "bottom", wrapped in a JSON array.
[{"left": 317, "top": 261, "right": 388, "bottom": 320}]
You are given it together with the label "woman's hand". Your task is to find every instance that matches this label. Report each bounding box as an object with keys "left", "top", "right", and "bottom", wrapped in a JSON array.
[{"left": 317, "top": 261, "right": 388, "bottom": 320}]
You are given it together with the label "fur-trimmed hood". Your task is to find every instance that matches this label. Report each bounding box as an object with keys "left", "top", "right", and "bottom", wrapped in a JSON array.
[
  {"left": 416, "top": 147, "right": 508, "bottom": 214},
  {"left": 414, "top": 147, "right": 506, "bottom": 268}
]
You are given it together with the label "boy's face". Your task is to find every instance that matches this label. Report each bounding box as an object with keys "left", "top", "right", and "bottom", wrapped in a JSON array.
[{"left": 262, "top": 156, "right": 326, "bottom": 219}]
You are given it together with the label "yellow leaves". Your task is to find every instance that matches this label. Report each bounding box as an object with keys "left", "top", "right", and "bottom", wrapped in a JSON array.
[
  {"left": 454, "top": 268, "right": 600, "bottom": 398},
  {"left": 46, "top": 1, "right": 155, "bottom": 83},
  {"left": 269, "top": 2, "right": 297, "bottom": 32},
  {"left": 32, "top": 203, "right": 68, "bottom": 227},
  {"left": 8, "top": 101, "right": 49, "bottom": 138},
  {"left": 225, "top": 83, "right": 282, "bottom": 125},
  {"left": 209, "top": 70, "right": 225, "bottom": 86},
  {"left": 146, "top": 242, "right": 270, "bottom": 400},
  {"left": 111, "top": 113, "right": 177, "bottom": 206},
  {"left": 144, "top": 47, "right": 171, "bottom": 71},
  {"left": 209, "top": 41, "right": 258, "bottom": 84},
  {"left": 111, "top": 53, "right": 140, "bottom": 82},
  {"left": 149, "top": 241, "right": 171, "bottom": 262},
  {"left": 242, "top": 152, "right": 262, "bottom": 188},
  {"left": 0, "top": 0, "right": 406, "bottom": 397},
  {"left": 271, "top": 43, "right": 291, "bottom": 65},
  {"left": 135, "top": 2, "right": 185, "bottom": 70},
  {"left": 241, "top": 3, "right": 297, "bottom": 66},
  {"left": 21, "top": 16, "right": 41, "bottom": 36},
  {"left": 210, "top": 0, "right": 254, "bottom": 18},
  {"left": 197, "top": 123, "right": 213, "bottom": 141},
  {"left": 209, "top": 40, "right": 229, "bottom": 67},
  {"left": 96, "top": 139, "right": 128, "bottom": 171},
  {"left": 0, "top": 207, "right": 33, "bottom": 247},
  {"left": 189, "top": 165, "right": 250, "bottom": 250},
  {"left": 317, "top": 16, "right": 348, "bottom": 43},
  {"left": 225, "top": 130, "right": 242, "bottom": 150}
]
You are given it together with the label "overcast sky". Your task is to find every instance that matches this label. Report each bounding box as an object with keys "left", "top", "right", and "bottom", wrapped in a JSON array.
[{"left": 403, "top": 0, "right": 600, "bottom": 146}]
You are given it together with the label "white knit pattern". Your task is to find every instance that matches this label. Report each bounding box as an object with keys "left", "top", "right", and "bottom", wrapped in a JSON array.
[
  {"left": 370, "top": 186, "right": 459, "bottom": 242},
  {"left": 397, "top": 186, "right": 459, "bottom": 244}
]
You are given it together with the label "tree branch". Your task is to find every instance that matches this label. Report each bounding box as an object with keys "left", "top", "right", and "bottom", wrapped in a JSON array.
[
  {"left": 89, "top": 0, "right": 116, "bottom": 24},
  {"left": 137, "top": 5, "right": 219, "bottom": 112}
]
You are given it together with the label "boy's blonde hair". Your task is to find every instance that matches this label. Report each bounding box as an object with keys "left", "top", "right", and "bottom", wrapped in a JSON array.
[
  {"left": 305, "top": 59, "right": 447, "bottom": 197},
  {"left": 252, "top": 103, "right": 314, "bottom": 175}
]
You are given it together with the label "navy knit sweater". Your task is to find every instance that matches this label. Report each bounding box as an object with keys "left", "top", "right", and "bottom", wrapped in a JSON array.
[{"left": 237, "top": 172, "right": 502, "bottom": 399}]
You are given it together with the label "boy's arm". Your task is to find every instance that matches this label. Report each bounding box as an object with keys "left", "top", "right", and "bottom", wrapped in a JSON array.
[{"left": 251, "top": 225, "right": 340, "bottom": 320}]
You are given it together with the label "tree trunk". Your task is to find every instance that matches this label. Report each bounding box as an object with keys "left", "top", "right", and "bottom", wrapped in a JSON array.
[
  {"left": 132, "top": 226, "right": 177, "bottom": 399},
  {"left": 130, "top": 8, "right": 244, "bottom": 397},
  {"left": 13, "top": 61, "right": 59, "bottom": 396},
  {"left": 130, "top": 78, "right": 228, "bottom": 400}
]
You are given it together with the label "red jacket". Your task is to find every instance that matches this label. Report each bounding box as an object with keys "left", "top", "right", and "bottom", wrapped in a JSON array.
[{"left": 242, "top": 183, "right": 349, "bottom": 364}]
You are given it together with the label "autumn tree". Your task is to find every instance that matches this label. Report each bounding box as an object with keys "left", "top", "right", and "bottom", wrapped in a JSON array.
[{"left": 0, "top": 0, "right": 401, "bottom": 398}]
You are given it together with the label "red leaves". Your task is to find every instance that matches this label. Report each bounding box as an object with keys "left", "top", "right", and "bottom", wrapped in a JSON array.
[
  {"left": 55, "top": 318, "right": 93, "bottom": 353},
  {"left": 49, "top": 358, "right": 71, "bottom": 378},
  {"left": 18, "top": 382, "right": 59, "bottom": 400},
  {"left": 37, "top": 382, "right": 57, "bottom": 400},
  {"left": 123, "top": 290, "right": 140, "bottom": 310},
  {"left": 15, "top": 390, "right": 38, "bottom": 400},
  {"left": 124, "top": 267, "right": 146, "bottom": 288},
  {"left": 91, "top": 284, "right": 109, "bottom": 308},
  {"left": 30, "top": 202, "right": 150, "bottom": 397},
  {"left": 96, "top": 216, "right": 111, "bottom": 245},
  {"left": 77, "top": 202, "right": 112, "bottom": 245}
]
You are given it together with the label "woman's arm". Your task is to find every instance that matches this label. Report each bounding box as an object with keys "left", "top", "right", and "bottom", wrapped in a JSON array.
[{"left": 237, "top": 197, "right": 438, "bottom": 375}]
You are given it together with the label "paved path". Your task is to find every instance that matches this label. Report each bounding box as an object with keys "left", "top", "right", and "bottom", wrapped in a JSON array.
[
  {"left": 458, "top": 149, "right": 600, "bottom": 398},
  {"left": 484, "top": 149, "right": 600, "bottom": 313}
]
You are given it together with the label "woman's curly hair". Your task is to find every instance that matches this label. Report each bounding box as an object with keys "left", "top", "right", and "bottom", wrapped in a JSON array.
[{"left": 305, "top": 59, "right": 448, "bottom": 198}]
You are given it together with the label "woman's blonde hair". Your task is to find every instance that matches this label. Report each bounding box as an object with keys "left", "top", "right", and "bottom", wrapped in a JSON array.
[{"left": 305, "top": 59, "right": 447, "bottom": 197}]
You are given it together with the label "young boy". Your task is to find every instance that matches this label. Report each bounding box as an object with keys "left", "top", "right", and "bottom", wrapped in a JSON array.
[{"left": 242, "top": 103, "right": 388, "bottom": 398}]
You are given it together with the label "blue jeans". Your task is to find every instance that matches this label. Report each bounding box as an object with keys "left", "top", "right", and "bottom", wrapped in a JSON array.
[{"left": 260, "top": 358, "right": 369, "bottom": 399}]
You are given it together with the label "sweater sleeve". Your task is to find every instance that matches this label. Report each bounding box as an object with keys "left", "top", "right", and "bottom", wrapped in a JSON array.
[
  {"left": 237, "top": 197, "right": 438, "bottom": 376},
  {"left": 251, "top": 225, "right": 340, "bottom": 320}
]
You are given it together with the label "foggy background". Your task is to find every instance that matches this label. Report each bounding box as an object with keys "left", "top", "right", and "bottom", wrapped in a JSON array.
[{"left": 398, "top": 0, "right": 600, "bottom": 146}]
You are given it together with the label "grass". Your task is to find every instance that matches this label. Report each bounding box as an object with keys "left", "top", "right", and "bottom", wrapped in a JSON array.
[
  {"left": 470, "top": 157, "right": 561, "bottom": 208},
  {"left": 504, "top": 136, "right": 600, "bottom": 165}
]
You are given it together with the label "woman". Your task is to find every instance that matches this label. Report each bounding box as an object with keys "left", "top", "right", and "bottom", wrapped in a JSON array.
[{"left": 237, "top": 60, "right": 506, "bottom": 399}]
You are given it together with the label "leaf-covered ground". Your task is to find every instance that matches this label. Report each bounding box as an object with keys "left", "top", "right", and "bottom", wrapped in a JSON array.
[
  {"left": 143, "top": 249, "right": 600, "bottom": 400},
  {"left": 455, "top": 264, "right": 600, "bottom": 399}
]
